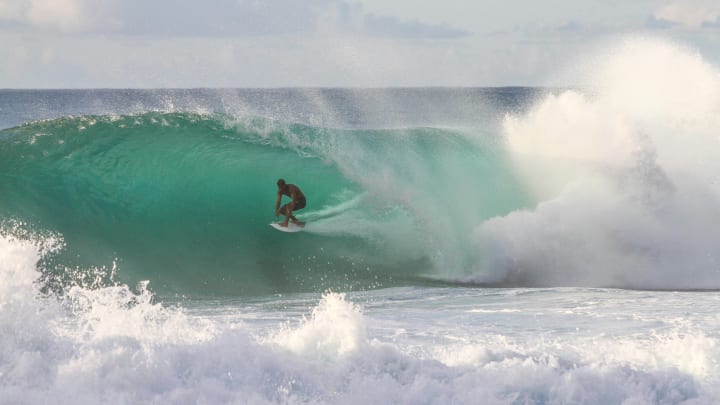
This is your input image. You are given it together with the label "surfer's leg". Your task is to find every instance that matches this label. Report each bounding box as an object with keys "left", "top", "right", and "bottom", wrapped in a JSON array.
[
  {"left": 287, "top": 211, "right": 304, "bottom": 226},
  {"left": 283, "top": 209, "right": 292, "bottom": 226},
  {"left": 281, "top": 203, "right": 304, "bottom": 226},
  {"left": 278, "top": 204, "right": 291, "bottom": 226}
]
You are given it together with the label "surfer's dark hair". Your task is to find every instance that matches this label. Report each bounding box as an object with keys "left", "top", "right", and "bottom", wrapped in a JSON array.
[{"left": 277, "top": 178, "right": 286, "bottom": 186}]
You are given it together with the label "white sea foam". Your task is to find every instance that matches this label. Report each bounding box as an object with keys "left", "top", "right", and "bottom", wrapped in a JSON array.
[
  {"left": 472, "top": 37, "right": 720, "bottom": 288},
  {"left": 271, "top": 292, "right": 368, "bottom": 359},
  {"left": 2, "top": 231, "right": 719, "bottom": 404}
]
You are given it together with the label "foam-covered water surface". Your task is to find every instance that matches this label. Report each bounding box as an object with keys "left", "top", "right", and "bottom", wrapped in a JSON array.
[{"left": 2, "top": 233, "right": 718, "bottom": 403}]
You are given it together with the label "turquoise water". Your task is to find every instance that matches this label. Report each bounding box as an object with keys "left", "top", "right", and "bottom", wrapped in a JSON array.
[{"left": 0, "top": 110, "right": 530, "bottom": 296}]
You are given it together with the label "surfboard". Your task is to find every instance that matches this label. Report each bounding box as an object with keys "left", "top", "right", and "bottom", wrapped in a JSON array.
[{"left": 269, "top": 222, "right": 305, "bottom": 233}]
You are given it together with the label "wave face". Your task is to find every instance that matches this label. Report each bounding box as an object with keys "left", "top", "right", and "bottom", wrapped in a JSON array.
[{"left": 0, "top": 111, "right": 528, "bottom": 295}]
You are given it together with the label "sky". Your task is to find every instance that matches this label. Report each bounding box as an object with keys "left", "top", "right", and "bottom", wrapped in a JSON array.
[{"left": 0, "top": 0, "right": 719, "bottom": 88}]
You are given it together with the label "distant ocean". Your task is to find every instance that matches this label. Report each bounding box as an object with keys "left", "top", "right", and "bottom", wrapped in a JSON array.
[{"left": 2, "top": 41, "right": 719, "bottom": 404}]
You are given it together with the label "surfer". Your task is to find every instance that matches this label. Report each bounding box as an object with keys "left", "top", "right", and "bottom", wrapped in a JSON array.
[{"left": 275, "top": 179, "right": 306, "bottom": 227}]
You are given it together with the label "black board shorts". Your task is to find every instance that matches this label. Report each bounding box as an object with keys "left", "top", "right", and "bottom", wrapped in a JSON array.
[{"left": 282, "top": 197, "right": 306, "bottom": 213}]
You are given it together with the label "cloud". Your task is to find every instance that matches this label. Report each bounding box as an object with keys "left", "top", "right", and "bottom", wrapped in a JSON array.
[
  {"left": 0, "top": 0, "right": 326, "bottom": 35},
  {"left": 363, "top": 14, "right": 470, "bottom": 39},
  {"left": 116, "top": 0, "right": 330, "bottom": 37},
  {"left": 0, "top": 0, "right": 469, "bottom": 39},
  {"left": 0, "top": 0, "right": 120, "bottom": 32},
  {"left": 0, "top": 0, "right": 25, "bottom": 21},
  {"left": 515, "top": 19, "right": 603, "bottom": 41},
  {"left": 26, "top": 0, "right": 85, "bottom": 30},
  {"left": 701, "top": 18, "right": 720, "bottom": 28},
  {"left": 646, "top": 16, "right": 676, "bottom": 30},
  {"left": 653, "top": 1, "right": 720, "bottom": 29}
]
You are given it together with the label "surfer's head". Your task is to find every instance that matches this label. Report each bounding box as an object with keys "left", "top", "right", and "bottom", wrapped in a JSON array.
[{"left": 277, "top": 178, "right": 286, "bottom": 188}]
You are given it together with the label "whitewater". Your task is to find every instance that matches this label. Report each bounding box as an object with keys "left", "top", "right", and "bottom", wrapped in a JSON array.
[{"left": 1, "top": 38, "right": 720, "bottom": 404}]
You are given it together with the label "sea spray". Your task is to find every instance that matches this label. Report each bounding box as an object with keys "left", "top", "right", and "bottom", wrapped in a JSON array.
[
  {"left": 272, "top": 292, "right": 367, "bottom": 359},
  {"left": 472, "top": 38, "right": 720, "bottom": 288}
]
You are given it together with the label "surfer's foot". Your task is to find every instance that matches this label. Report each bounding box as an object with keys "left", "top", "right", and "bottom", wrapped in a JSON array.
[
  {"left": 292, "top": 220, "right": 305, "bottom": 227},
  {"left": 278, "top": 221, "right": 289, "bottom": 227}
]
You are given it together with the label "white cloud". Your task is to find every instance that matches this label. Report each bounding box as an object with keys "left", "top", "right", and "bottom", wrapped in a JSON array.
[
  {"left": 0, "top": 0, "right": 25, "bottom": 21},
  {"left": 363, "top": 14, "right": 469, "bottom": 38},
  {"left": 27, "top": 0, "right": 83, "bottom": 30},
  {"left": 0, "top": 0, "right": 468, "bottom": 39},
  {"left": 1, "top": 0, "right": 720, "bottom": 88},
  {"left": 654, "top": 0, "right": 720, "bottom": 29},
  {"left": 0, "top": 0, "right": 118, "bottom": 32}
]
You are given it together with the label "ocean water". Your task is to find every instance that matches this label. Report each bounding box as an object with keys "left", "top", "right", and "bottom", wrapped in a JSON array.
[{"left": 1, "top": 38, "right": 720, "bottom": 404}]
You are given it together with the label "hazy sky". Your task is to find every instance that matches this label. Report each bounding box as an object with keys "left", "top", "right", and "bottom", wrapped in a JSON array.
[{"left": 1, "top": 0, "right": 719, "bottom": 88}]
